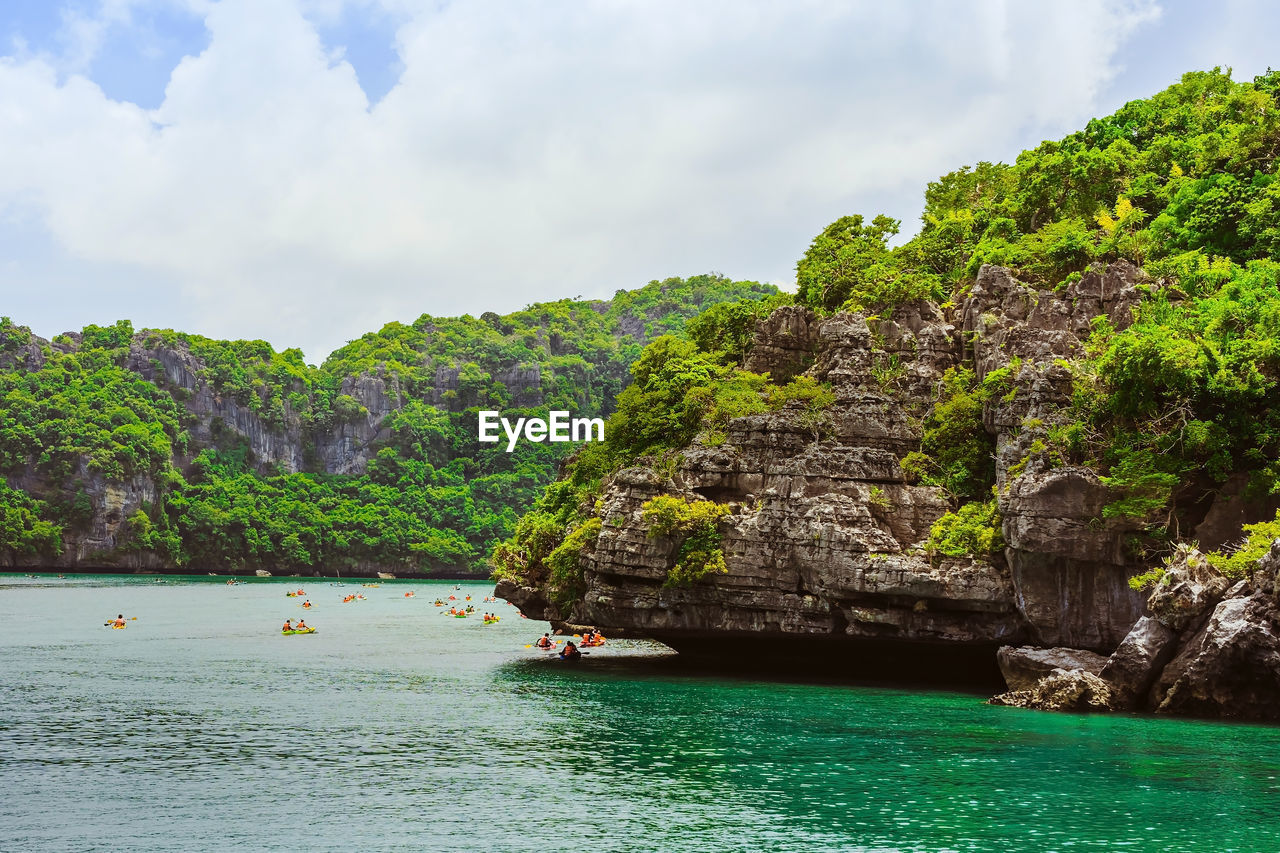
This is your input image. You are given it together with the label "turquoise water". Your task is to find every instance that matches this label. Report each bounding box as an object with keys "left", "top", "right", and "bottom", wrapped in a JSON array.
[{"left": 2, "top": 574, "right": 1279, "bottom": 852}]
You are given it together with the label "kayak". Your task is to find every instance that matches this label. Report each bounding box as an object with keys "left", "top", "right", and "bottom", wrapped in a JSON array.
[
  {"left": 281, "top": 628, "right": 317, "bottom": 635},
  {"left": 109, "top": 624, "right": 126, "bottom": 630}
]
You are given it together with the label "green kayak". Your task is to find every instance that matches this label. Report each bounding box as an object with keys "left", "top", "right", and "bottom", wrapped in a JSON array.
[{"left": 281, "top": 628, "right": 317, "bottom": 635}]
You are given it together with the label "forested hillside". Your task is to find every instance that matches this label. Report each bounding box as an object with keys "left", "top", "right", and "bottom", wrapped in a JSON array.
[
  {"left": 496, "top": 68, "right": 1280, "bottom": 612},
  {"left": 0, "top": 275, "right": 776, "bottom": 574}
]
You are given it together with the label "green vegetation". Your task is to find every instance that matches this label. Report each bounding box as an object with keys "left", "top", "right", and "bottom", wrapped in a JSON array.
[
  {"left": 0, "top": 484, "right": 62, "bottom": 559},
  {"left": 0, "top": 321, "right": 187, "bottom": 482},
  {"left": 0, "top": 274, "right": 774, "bottom": 572},
  {"left": 927, "top": 499, "right": 1005, "bottom": 559},
  {"left": 544, "top": 517, "right": 603, "bottom": 609},
  {"left": 900, "top": 368, "right": 995, "bottom": 501},
  {"left": 640, "top": 495, "right": 731, "bottom": 587},
  {"left": 1207, "top": 510, "right": 1280, "bottom": 579}
]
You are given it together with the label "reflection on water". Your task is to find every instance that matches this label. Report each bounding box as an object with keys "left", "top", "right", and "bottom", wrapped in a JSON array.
[{"left": 2, "top": 573, "right": 1280, "bottom": 852}]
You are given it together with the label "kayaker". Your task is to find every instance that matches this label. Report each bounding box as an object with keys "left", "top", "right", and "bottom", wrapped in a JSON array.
[
  {"left": 113, "top": 614, "right": 126, "bottom": 628},
  {"left": 282, "top": 619, "right": 293, "bottom": 632},
  {"left": 302, "top": 600, "right": 312, "bottom": 608},
  {"left": 535, "top": 633, "right": 553, "bottom": 649},
  {"left": 560, "top": 641, "right": 581, "bottom": 660},
  {"left": 296, "top": 619, "right": 308, "bottom": 631}
]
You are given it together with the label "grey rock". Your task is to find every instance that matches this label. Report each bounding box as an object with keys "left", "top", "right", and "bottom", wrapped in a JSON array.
[
  {"left": 990, "top": 669, "right": 1115, "bottom": 712},
  {"left": 1099, "top": 616, "right": 1179, "bottom": 709},
  {"left": 1151, "top": 590, "right": 1280, "bottom": 720},
  {"left": 1147, "top": 545, "right": 1231, "bottom": 632},
  {"left": 997, "top": 645, "right": 1108, "bottom": 691},
  {"left": 743, "top": 306, "right": 821, "bottom": 383}
]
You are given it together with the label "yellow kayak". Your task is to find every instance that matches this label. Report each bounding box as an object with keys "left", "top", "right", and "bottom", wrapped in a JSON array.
[{"left": 281, "top": 628, "right": 317, "bottom": 635}]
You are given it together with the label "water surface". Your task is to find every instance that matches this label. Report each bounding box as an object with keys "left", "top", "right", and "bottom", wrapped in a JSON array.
[{"left": 2, "top": 574, "right": 1278, "bottom": 852}]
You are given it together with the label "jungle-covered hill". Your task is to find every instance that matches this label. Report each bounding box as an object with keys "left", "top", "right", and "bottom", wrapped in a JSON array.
[{"left": 0, "top": 275, "right": 777, "bottom": 574}]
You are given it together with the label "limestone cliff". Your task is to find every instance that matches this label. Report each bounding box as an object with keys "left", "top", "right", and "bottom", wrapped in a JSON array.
[{"left": 498, "top": 262, "right": 1278, "bottom": 692}]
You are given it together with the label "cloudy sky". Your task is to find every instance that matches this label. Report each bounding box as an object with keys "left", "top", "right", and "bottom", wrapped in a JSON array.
[{"left": 1, "top": 0, "right": 1276, "bottom": 361}]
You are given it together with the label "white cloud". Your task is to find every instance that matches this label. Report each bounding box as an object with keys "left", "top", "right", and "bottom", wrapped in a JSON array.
[{"left": 0, "top": 0, "right": 1178, "bottom": 359}]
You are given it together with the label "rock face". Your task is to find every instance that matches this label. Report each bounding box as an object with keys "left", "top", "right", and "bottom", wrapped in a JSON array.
[
  {"left": 1098, "top": 616, "right": 1178, "bottom": 709},
  {"left": 502, "top": 262, "right": 1195, "bottom": 681},
  {"left": 997, "top": 543, "right": 1280, "bottom": 721},
  {"left": 6, "top": 462, "right": 164, "bottom": 570},
  {"left": 969, "top": 263, "right": 1150, "bottom": 649}
]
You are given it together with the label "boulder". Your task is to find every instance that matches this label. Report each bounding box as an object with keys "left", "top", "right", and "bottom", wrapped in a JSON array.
[
  {"left": 990, "top": 669, "right": 1115, "bottom": 712},
  {"left": 1147, "top": 545, "right": 1233, "bottom": 631},
  {"left": 997, "top": 645, "right": 1108, "bottom": 691},
  {"left": 1099, "top": 616, "right": 1179, "bottom": 709}
]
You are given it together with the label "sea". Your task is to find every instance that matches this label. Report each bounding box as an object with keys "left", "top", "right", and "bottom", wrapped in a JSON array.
[{"left": 2, "top": 573, "right": 1279, "bottom": 852}]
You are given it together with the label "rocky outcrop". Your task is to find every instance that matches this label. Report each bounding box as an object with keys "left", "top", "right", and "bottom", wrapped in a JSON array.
[
  {"left": 1098, "top": 616, "right": 1178, "bottom": 709},
  {"left": 505, "top": 262, "right": 1173, "bottom": 676},
  {"left": 991, "top": 669, "right": 1115, "bottom": 712},
  {"left": 994, "top": 542, "right": 1280, "bottom": 720},
  {"left": 968, "top": 263, "right": 1150, "bottom": 650},
  {"left": 996, "top": 645, "right": 1107, "bottom": 691},
  {"left": 126, "top": 340, "right": 311, "bottom": 474},
  {"left": 1150, "top": 590, "right": 1280, "bottom": 718},
  {"left": 743, "top": 306, "right": 821, "bottom": 383}
]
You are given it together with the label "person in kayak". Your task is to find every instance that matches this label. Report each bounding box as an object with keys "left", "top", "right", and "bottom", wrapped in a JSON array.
[
  {"left": 535, "top": 633, "right": 553, "bottom": 649},
  {"left": 559, "top": 641, "right": 581, "bottom": 660},
  {"left": 296, "top": 619, "right": 308, "bottom": 631},
  {"left": 113, "top": 614, "right": 126, "bottom": 628},
  {"left": 282, "top": 619, "right": 293, "bottom": 632}
]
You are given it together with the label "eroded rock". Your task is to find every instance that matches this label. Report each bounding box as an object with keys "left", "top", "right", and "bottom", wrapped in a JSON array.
[
  {"left": 1098, "top": 616, "right": 1179, "bottom": 709},
  {"left": 1150, "top": 590, "right": 1280, "bottom": 720},
  {"left": 990, "top": 669, "right": 1115, "bottom": 712},
  {"left": 997, "top": 646, "right": 1107, "bottom": 691}
]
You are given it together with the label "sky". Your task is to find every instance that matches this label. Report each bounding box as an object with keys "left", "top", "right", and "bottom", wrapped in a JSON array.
[{"left": 0, "top": 0, "right": 1277, "bottom": 362}]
